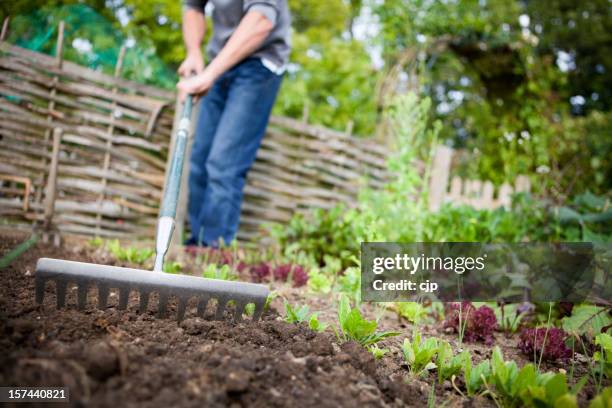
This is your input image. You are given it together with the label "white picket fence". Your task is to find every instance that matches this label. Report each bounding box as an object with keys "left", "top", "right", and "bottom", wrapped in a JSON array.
[{"left": 428, "top": 146, "right": 531, "bottom": 211}]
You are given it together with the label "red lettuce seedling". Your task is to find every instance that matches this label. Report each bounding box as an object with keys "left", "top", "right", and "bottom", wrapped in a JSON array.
[
  {"left": 273, "top": 264, "right": 292, "bottom": 281},
  {"left": 518, "top": 327, "right": 572, "bottom": 362},
  {"left": 444, "top": 302, "right": 498, "bottom": 345},
  {"left": 250, "top": 262, "right": 271, "bottom": 283},
  {"left": 292, "top": 265, "right": 308, "bottom": 287}
]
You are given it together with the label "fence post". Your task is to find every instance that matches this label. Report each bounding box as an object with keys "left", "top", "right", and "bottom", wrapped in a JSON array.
[
  {"left": 42, "top": 128, "right": 62, "bottom": 245},
  {"left": 428, "top": 145, "right": 453, "bottom": 211},
  {"left": 35, "top": 21, "right": 65, "bottom": 207}
]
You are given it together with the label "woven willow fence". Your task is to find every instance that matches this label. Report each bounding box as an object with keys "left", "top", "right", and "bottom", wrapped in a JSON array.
[{"left": 0, "top": 33, "right": 390, "bottom": 242}]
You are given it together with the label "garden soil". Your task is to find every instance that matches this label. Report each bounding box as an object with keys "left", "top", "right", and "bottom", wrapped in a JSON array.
[
  {"left": 2, "top": 229, "right": 595, "bottom": 407},
  {"left": 0, "top": 230, "right": 471, "bottom": 408}
]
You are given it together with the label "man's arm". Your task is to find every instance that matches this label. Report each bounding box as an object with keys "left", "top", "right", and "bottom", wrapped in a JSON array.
[
  {"left": 177, "top": 11, "right": 274, "bottom": 100},
  {"left": 177, "top": 7, "right": 206, "bottom": 77}
]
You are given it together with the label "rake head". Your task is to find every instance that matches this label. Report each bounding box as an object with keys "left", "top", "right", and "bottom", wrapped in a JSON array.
[{"left": 35, "top": 258, "right": 269, "bottom": 322}]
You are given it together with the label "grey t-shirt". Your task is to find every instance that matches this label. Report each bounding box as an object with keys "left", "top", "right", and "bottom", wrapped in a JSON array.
[{"left": 183, "top": 0, "right": 291, "bottom": 73}]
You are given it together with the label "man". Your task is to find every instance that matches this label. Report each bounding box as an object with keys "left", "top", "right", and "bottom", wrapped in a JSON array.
[{"left": 177, "top": 0, "right": 290, "bottom": 246}]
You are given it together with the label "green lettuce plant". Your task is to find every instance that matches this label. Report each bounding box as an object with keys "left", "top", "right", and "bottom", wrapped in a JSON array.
[
  {"left": 402, "top": 330, "right": 439, "bottom": 377},
  {"left": 336, "top": 295, "right": 399, "bottom": 347}
]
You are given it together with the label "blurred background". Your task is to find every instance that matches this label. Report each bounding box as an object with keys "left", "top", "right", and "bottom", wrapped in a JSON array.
[{"left": 1, "top": 0, "right": 610, "bottom": 244}]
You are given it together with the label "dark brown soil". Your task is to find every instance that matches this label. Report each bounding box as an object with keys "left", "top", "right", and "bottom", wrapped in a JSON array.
[{"left": 0, "top": 230, "right": 447, "bottom": 408}]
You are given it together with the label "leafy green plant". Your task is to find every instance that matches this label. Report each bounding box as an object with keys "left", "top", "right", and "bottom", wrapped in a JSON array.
[
  {"left": 266, "top": 204, "right": 358, "bottom": 269},
  {"left": 284, "top": 301, "right": 328, "bottom": 332},
  {"left": 87, "top": 236, "right": 104, "bottom": 248},
  {"left": 336, "top": 295, "right": 399, "bottom": 347},
  {"left": 521, "top": 372, "right": 580, "bottom": 408},
  {"left": 562, "top": 305, "right": 612, "bottom": 338},
  {"left": 368, "top": 344, "right": 389, "bottom": 360},
  {"left": 307, "top": 268, "right": 332, "bottom": 294},
  {"left": 496, "top": 303, "right": 529, "bottom": 333},
  {"left": 594, "top": 333, "right": 612, "bottom": 379},
  {"left": 589, "top": 387, "right": 612, "bottom": 408},
  {"left": 107, "top": 239, "right": 154, "bottom": 265},
  {"left": 489, "top": 347, "right": 537, "bottom": 407},
  {"left": 202, "top": 263, "right": 234, "bottom": 280},
  {"left": 336, "top": 266, "right": 361, "bottom": 304},
  {"left": 308, "top": 313, "right": 328, "bottom": 333},
  {"left": 163, "top": 261, "right": 182, "bottom": 274},
  {"left": 436, "top": 340, "right": 469, "bottom": 384},
  {"left": 284, "top": 301, "right": 310, "bottom": 324},
  {"left": 395, "top": 302, "right": 428, "bottom": 324},
  {"left": 460, "top": 357, "right": 491, "bottom": 397},
  {"left": 402, "top": 330, "right": 439, "bottom": 377}
]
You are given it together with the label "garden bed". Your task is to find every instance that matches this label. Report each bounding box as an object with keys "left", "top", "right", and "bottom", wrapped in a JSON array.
[{"left": 0, "top": 229, "right": 606, "bottom": 407}]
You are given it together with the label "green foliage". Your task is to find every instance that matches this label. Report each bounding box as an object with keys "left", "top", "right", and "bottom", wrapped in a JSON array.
[
  {"left": 436, "top": 340, "right": 469, "bottom": 384},
  {"left": 495, "top": 303, "right": 528, "bottom": 334},
  {"left": 368, "top": 344, "right": 389, "bottom": 360},
  {"left": 87, "top": 237, "right": 104, "bottom": 249},
  {"left": 462, "top": 357, "right": 491, "bottom": 397},
  {"left": 284, "top": 301, "right": 310, "bottom": 324},
  {"left": 202, "top": 263, "right": 234, "bottom": 281},
  {"left": 284, "top": 300, "right": 328, "bottom": 332},
  {"left": 307, "top": 268, "right": 332, "bottom": 294},
  {"left": 308, "top": 313, "right": 328, "bottom": 333},
  {"left": 402, "top": 330, "right": 439, "bottom": 377},
  {"left": 336, "top": 266, "right": 361, "bottom": 304},
  {"left": 594, "top": 333, "right": 612, "bottom": 379},
  {"left": 395, "top": 302, "right": 428, "bottom": 324},
  {"left": 107, "top": 239, "right": 153, "bottom": 265},
  {"left": 336, "top": 295, "right": 399, "bottom": 347},
  {"left": 6, "top": 4, "right": 176, "bottom": 88},
  {"left": 522, "top": 373, "right": 579, "bottom": 408},
  {"left": 589, "top": 387, "right": 612, "bottom": 408},
  {"left": 267, "top": 205, "right": 356, "bottom": 269},
  {"left": 489, "top": 347, "right": 536, "bottom": 406},
  {"left": 562, "top": 305, "right": 612, "bottom": 338},
  {"left": 163, "top": 261, "right": 182, "bottom": 274}
]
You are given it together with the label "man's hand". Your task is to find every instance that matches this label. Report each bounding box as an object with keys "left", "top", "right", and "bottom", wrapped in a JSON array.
[
  {"left": 177, "top": 69, "right": 215, "bottom": 102},
  {"left": 178, "top": 50, "right": 205, "bottom": 77}
]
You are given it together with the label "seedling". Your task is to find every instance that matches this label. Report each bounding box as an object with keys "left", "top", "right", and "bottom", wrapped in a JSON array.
[
  {"left": 163, "top": 261, "right": 182, "bottom": 274},
  {"left": 107, "top": 239, "right": 154, "bottom": 265},
  {"left": 368, "top": 344, "right": 389, "bottom": 359},
  {"left": 308, "top": 313, "right": 328, "bottom": 332},
  {"left": 436, "top": 340, "right": 469, "bottom": 384},
  {"left": 395, "top": 302, "right": 428, "bottom": 324},
  {"left": 336, "top": 295, "right": 399, "bottom": 347},
  {"left": 202, "top": 263, "right": 234, "bottom": 280},
  {"left": 284, "top": 301, "right": 310, "bottom": 323},
  {"left": 284, "top": 301, "right": 328, "bottom": 332},
  {"left": 402, "top": 330, "right": 439, "bottom": 377}
]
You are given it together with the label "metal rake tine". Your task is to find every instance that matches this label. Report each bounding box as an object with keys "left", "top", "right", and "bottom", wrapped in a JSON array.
[
  {"left": 35, "top": 276, "right": 45, "bottom": 304},
  {"left": 98, "top": 284, "right": 109, "bottom": 309},
  {"left": 77, "top": 282, "right": 88, "bottom": 310},
  {"left": 176, "top": 297, "right": 187, "bottom": 322},
  {"left": 139, "top": 291, "right": 150, "bottom": 313},
  {"left": 214, "top": 297, "right": 228, "bottom": 320},
  {"left": 233, "top": 302, "right": 246, "bottom": 322},
  {"left": 56, "top": 280, "right": 68, "bottom": 309},
  {"left": 252, "top": 300, "right": 265, "bottom": 321},
  {"left": 157, "top": 292, "right": 168, "bottom": 318},
  {"left": 118, "top": 287, "right": 130, "bottom": 310},
  {"left": 196, "top": 297, "right": 209, "bottom": 318}
]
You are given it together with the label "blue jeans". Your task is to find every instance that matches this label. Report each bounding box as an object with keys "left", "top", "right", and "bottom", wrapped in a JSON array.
[{"left": 187, "top": 58, "right": 283, "bottom": 246}]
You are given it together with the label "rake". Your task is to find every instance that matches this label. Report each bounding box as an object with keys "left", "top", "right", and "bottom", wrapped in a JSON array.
[{"left": 35, "top": 96, "right": 269, "bottom": 321}]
